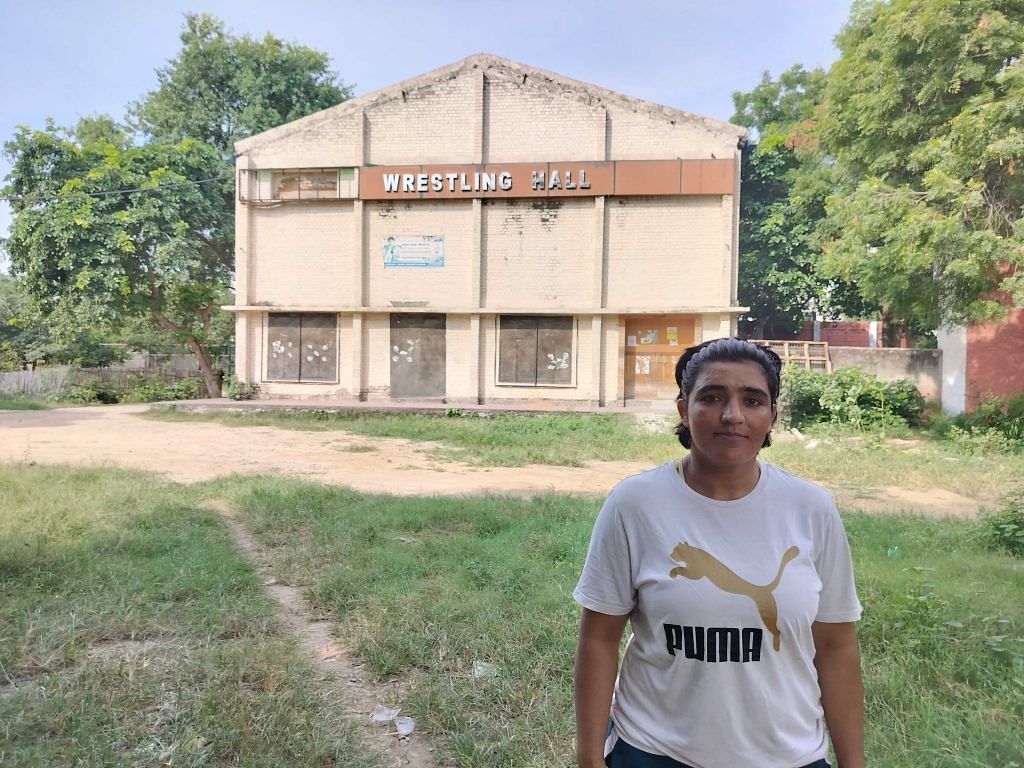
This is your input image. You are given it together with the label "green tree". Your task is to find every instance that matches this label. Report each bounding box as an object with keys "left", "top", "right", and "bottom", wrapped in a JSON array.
[
  {"left": 3, "top": 15, "right": 349, "bottom": 395},
  {"left": 731, "top": 66, "right": 877, "bottom": 337},
  {"left": 818, "top": 0, "right": 1024, "bottom": 333},
  {"left": 132, "top": 13, "right": 351, "bottom": 155},
  {"left": 2, "top": 121, "right": 231, "bottom": 393}
]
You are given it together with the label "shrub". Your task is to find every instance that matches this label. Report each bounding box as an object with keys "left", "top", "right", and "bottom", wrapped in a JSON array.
[
  {"left": 224, "top": 374, "right": 260, "bottom": 401},
  {"left": 978, "top": 490, "right": 1024, "bottom": 557},
  {"left": 962, "top": 393, "right": 1024, "bottom": 443},
  {"left": 120, "top": 375, "right": 204, "bottom": 403},
  {"left": 63, "top": 376, "right": 119, "bottom": 404},
  {"left": 781, "top": 365, "right": 924, "bottom": 429}
]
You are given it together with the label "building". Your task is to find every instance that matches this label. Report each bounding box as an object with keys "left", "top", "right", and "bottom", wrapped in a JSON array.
[
  {"left": 229, "top": 54, "right": 747, "bottom": 405},
  {"left": 939, "top": 307, "right": 1024, "bottom": 414}
]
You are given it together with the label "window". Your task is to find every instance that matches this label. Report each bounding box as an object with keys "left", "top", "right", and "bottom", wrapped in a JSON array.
[
  {"left": 266, "top": 313, "right": 337, "bottom": 382},
  {"left": 497, "top": 316, "right": 574, "bottom": 386},
  {"left": 240, "top": 168, "right": 357, "bottom": 201}
]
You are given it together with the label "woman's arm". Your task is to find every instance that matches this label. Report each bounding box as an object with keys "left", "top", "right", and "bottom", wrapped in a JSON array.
[
  {"left": 575, "top": 607, "right": 630, "bottom": 768},
  {"left": 812, "top": 621, "right": 865, "bottom": 768}
]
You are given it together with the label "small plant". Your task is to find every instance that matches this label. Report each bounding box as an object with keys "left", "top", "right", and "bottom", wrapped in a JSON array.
[
  {"left": 978, "top": 489, "right": 1024, "bottom": 557},
  {"left": 445, "top": 407, "right": 463, "bottom": 418},
  {"left": 224, "top": 374, "right": 260, "bottom": 401}
]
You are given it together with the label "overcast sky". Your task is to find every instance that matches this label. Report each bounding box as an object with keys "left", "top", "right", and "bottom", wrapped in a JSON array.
[{"left": 0, "top": 0, "right": 853, "bottom": 260}]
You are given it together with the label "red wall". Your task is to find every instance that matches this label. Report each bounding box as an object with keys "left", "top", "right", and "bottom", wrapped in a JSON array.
[
  {"left": 967, "top": 307, "right": 1024, "bottom": 408},
  {"left": 795, "top": 321, "right": 878, "bottom": 347}
]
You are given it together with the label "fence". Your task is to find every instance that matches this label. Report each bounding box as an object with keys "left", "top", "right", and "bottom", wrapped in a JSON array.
[
  {"left": 0, "top": 366, "right": 208, "bottom": 399},
  {"left": 0, "top": 366, "right": 72, "bottom": 397}
]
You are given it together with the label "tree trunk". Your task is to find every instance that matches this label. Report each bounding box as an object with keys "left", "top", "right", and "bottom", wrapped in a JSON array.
[{"left": 186, "top": 336, "right": 223, "bottom": 398}]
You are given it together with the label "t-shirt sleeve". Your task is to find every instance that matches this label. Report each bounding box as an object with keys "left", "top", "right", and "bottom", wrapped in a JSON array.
[
  {"left": 814, "top": 498, "right": 862, "bottom": 623},
  {"left": 573, "top": 494, "right": 636, "bottom": 616}
]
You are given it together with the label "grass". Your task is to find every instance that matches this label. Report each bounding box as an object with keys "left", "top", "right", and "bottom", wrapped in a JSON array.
[
  {"left": 0, "top": 465, "right": 385, "bottom": 768},
  {"left": 145, "top": 407, "right": 680, "bottom": 467},
  {"left": 144, "top": 407, "right": 1024, "bottom": 500},
  {"left": 0, "top": 397, "right": 51, "bottom": 411},
  {"left": 215, "top": 475, "right": 1023, "bottom": 768}
]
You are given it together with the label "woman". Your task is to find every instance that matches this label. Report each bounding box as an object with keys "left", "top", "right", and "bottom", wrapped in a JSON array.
[{"left": 574, "top": 338, "right": 864, "bottom": 768}]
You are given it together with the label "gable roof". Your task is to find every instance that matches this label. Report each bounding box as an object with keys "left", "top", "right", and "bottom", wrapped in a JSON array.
[{"left": 235, "top": 53, "right": 746, "bottom": 154}]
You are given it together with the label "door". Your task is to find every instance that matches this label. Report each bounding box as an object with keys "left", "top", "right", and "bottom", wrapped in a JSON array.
[
  {"left": 390, "top": 314, "right": 446, "bottom": 398},
  {"left": 624, "top": 316, "right": 696, "bottom": 400}
]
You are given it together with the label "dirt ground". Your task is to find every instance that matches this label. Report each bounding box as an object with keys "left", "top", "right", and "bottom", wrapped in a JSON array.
[{"left": 0, "top": 403, "right": 986, "bottom": 516}]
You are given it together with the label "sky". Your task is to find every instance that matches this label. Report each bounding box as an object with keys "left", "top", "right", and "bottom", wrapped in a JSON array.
[{"left": 0, "top": 0, "right": 854, "bottom": 263}]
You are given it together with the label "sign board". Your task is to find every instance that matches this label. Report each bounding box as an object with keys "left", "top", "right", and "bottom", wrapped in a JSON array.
[{"left": 383, "top": 235, "right": 445, "bottom": 267}]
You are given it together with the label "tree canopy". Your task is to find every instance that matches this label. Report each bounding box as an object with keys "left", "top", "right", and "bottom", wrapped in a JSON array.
[
  {"left": 817, "top": 0, "right": 1024, "bottom": 330},
  {"left": 132, "top": 13, "right": 351, "bottom": 155},
  {"left": 731, "top": 66, "right": 877, "bottom": 337},
  {"left": 2, "top": 14, "right": 350, "bottom": 394},
  {"left": 2, "top": 120, "right": 232, "bottom": 390}
]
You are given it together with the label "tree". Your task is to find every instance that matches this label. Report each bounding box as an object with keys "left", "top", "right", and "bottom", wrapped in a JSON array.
[
  {"left": 817, "top": 0, "right": 1024, "bottom": 332},
  {"left": 2, "top": 121, "right": 232, "bottom": 393},
  {"left": 731, "top": 66, "right": 877, "bottom": 337},
  {"left": 3, "top": 15, "right": 350, "bottom": 395},
  {"left": 132, "top": 13, "right": 351, "bottom": 155}
]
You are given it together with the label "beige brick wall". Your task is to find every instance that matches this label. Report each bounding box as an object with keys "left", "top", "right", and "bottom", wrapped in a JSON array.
[
  {"left": 250, "top": 205, "right": 355, "bottom": 306},
  {"left": 607, "top": 107, "right": 736, "bottom": 160},
  {"left": 365, "top": 74, "right": 479, "bottom": 165},
  {"left": 444, "top": 315, "right": 476, "bottom": 401},
  {"left": 482, "top": 199, "right": 595, "bottom": 309},
  {"left": 605, "top": 197, "right": 729, "bottom": 308},
  {"left": 363, "top": 313, "right": 392, "bottom": 397},
  {"left": 246, "top": 115, "right": 363, "bottom": 168},
  {"left": 483, "top": 73, "right": 604, "bottom": 161},
  {"left": 366, "top": 200, "right": 475, "bottom": 308}
]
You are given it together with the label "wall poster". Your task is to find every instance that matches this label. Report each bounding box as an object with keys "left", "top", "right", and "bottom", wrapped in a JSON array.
[{"left": 383, "top": 235, "right": 445, "bottom": 267}]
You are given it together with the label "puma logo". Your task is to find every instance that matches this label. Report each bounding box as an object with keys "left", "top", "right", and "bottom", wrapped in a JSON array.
[{"left": 669, "top": 542, "right": 799, "bottom": 651}]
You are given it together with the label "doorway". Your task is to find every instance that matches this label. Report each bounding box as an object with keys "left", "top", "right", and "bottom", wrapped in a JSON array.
[
  {"left": 623, "top": 315, "right": 696, "bottom": 401},
  {"left": 390, "top": 314, "right": 446, "bottom": 398}
]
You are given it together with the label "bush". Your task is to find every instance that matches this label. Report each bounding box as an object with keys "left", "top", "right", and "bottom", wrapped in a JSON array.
[
  {"left": 63, "top": 376, "right": 119, "bottom": 404},
  {"left": 120, "top": 375, "right": 204, "bottom": 403},
  {"left": 781, "top": 365, "right": 925, "bottom": 429},
  {"left": 962, "top": 393, "right": 1024, "bottom": 443},
  {"left": 223, "top": 374, "right": 260, "bottom": 401},
  {"left": 978, "top": 490, "right": 1024, "bottom": 557}
]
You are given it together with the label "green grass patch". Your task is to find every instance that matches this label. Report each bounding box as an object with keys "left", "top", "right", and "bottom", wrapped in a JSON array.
[
  {"left": 0, "top": 466, "right": 385, "bottom": 767},
  {"left": 0, "top": 397, "right": 50, "bottom": 410},
  {"left": 146, "top": 408, "right": 680, "bottom": 467},
  {"left": 218, "top": 476, "right": 1024, "bottom": 768}
]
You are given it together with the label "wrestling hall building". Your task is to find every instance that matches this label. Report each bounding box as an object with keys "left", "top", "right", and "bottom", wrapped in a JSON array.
[{"left": 229, "top": 54, "right": 747, "bottom": 405}]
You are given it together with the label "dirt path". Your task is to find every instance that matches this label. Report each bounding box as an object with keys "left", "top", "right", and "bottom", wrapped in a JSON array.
[
  {"left": 0, "top": 404, "right": 647, "bottom": 496},
  {"left": 201, "top": 498, "right": 440, "bottom": 768},
  {"left": 0, "top": 404, "right": 987, "bottom": 516}
]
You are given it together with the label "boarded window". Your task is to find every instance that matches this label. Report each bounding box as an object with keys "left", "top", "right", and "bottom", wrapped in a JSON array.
[
  {"left": 271, "top": 170, "right": 338, "bottom": 200},
  {"left": 498, "top": 316, "right": 574, "bottom": 385},
  {"left": 267, "top": 313, "right": 337, "bottom": 382}
]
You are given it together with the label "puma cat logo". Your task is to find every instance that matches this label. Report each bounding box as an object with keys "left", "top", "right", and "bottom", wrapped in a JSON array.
[{"left": 669, "top": 542, "right": 799, "bottom": 651}]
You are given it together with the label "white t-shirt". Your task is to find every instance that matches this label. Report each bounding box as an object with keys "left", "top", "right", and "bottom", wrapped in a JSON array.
[{"left": 573, "top": 460, "right": 861, "bottom": 768}]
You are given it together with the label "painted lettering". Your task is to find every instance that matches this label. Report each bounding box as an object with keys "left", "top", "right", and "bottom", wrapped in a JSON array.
[
  {"left": 531, "top": 171, "right": 545, "bottom": 190},
  {"left": 402, "top": 174, "right": 415, "bottom": 193},
  {"left": 446, "top": 172, "right": 459, "bottom": 192},
  {"left": 549, "top": 170, "right": 562, "bottom": 190},
  {"left": 460, "top": 173, "right": 472, "bottom": 192},
  {"left": 499, "top": 172, "right": 513, "bottom": 191},
  {"left": 579, "top": 169, "right": 590, "bottom": 189},
  {"left": 565, "top": 170, "right": 576, "bottom": 190},
  {"left": 481, "top": 172, "right": 496, "bottom": 192},
  {"left": 417, "top": 173, "right": 428, "bottom": 192},
  {"left": 431, "top": 173, "right": 443, "bottom": 192},
  {"left": 383, "top": 174, "right": 401, "bottom": 193}
]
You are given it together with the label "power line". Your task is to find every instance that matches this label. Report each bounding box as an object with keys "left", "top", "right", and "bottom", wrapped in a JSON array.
[{"left": 1, "top": 175, "right": 233, "bottom": 205}]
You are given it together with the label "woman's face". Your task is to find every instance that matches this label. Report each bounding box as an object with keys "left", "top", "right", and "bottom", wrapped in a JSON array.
[{"left": 676, "top": 360, "right": 776, "bottom": 470}]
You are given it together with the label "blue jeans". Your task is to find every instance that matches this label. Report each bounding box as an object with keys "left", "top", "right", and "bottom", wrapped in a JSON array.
[{"left": 605, "top": 737, "right": 831, "bottom": 768}]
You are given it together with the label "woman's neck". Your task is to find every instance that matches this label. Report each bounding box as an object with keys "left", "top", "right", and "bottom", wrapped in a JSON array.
[{"left": 679, "top": 454, "right": 761, "bottom": 501}]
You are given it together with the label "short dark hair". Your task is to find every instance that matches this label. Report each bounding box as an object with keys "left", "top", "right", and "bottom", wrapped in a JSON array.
[{"left": 674, "top": 338, "right": 782, "bottom": 449}]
